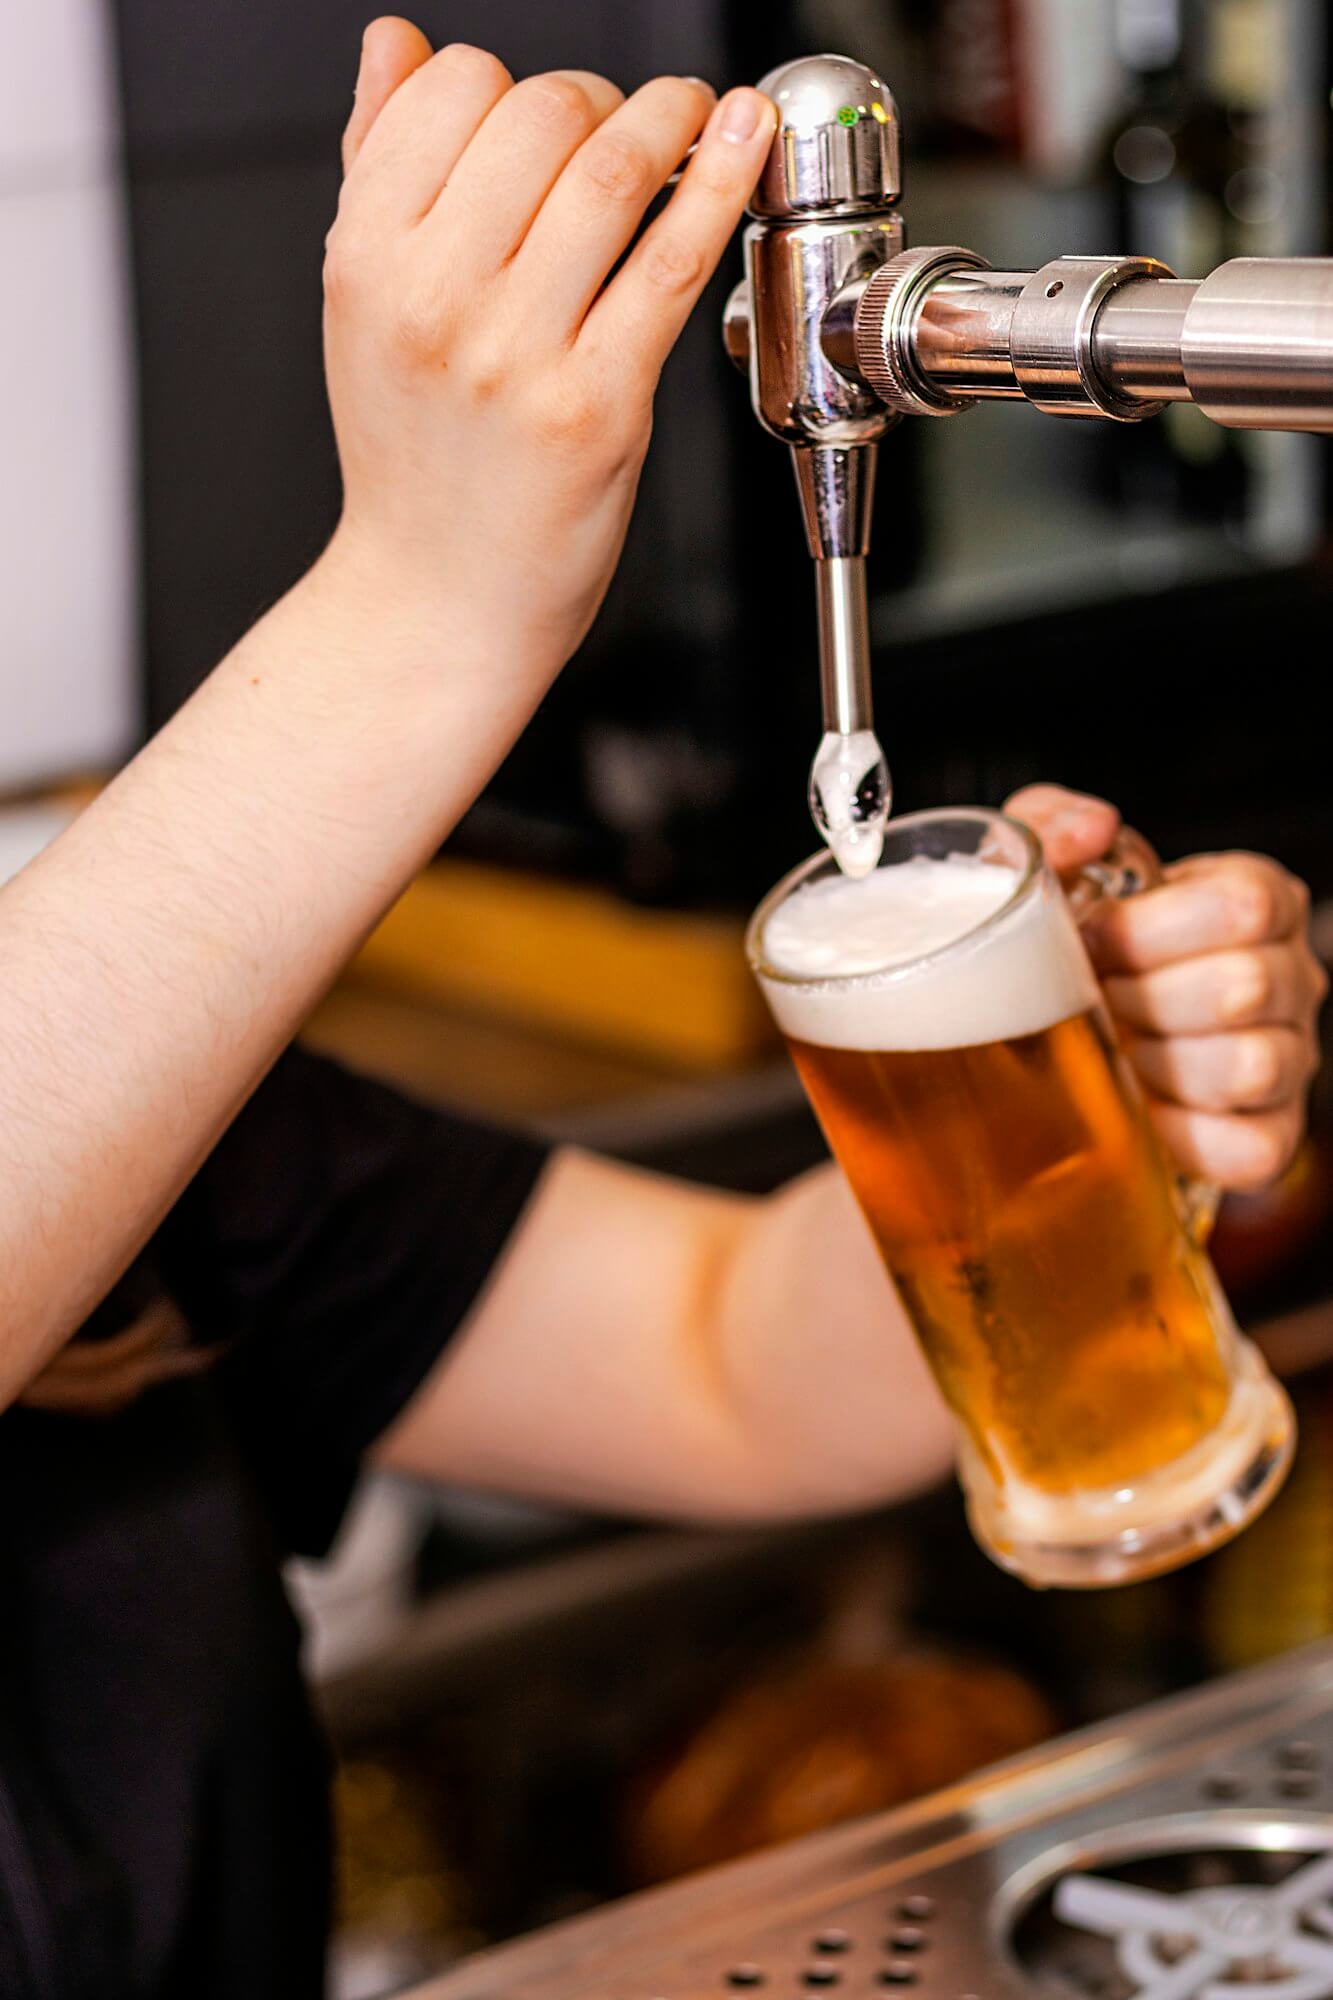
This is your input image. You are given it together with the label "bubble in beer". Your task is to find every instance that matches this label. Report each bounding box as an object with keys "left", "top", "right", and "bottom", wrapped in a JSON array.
[{"left": 808, "top": 729, "right": 891, "bottom": 879}]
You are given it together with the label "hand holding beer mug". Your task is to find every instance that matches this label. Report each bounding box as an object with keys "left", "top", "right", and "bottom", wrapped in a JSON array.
[{"left": 748, "top": 808, "right": 1298, "bottom": 1588}]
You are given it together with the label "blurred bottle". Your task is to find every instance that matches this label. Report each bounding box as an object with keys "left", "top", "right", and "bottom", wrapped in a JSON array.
[
  {"left": 924, "top": 0, "right": 1026, "bottom": 160},
  {"left": 1096, "top": 0, "right": 1268, "bottom": 527}
]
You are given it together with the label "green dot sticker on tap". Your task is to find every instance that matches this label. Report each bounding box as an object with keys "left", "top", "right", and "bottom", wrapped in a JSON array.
[{"left": 837, "top": 105, "right": 859, "bottom": 127}]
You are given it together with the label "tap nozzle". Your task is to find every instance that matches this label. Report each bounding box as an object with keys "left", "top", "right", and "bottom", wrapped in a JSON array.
[{"left": 723, "top": 55, "right": 910, "bottom": 865}]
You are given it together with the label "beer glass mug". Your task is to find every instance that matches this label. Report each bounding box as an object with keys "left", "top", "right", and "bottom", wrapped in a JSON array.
[{"left": 747, "top": 809, "right": 1295, "bottom": 1589}]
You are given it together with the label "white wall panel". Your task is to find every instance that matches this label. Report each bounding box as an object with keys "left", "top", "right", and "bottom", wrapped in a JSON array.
[
  {"left": 0, "top": 1, "right": 136, "bottom": 789},
  {"left": 0, "top": 0, "right": 119, "bottom": 185}
]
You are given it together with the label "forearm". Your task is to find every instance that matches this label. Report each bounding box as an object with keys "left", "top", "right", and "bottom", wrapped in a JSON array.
[{"left": 0, "top": 540, "right": 531, "bottom": 1405}]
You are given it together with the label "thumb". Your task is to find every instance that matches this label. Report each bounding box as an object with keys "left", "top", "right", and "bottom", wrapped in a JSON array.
[
  {"left": 1004, "top": 783, "right": 1121, "bottom": 878},
  {"left": 343, "top": 17, "right": 435, "bottom": 174}
]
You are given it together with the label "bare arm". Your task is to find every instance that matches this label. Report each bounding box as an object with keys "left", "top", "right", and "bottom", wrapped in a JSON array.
[
  {"left": 0, "top": 24, "right": 778, "bottom": 1408},
  {"left": 379, "top": 1148, "right": 956, "bottom": 1522},
  {"left": 0, "top": 562, "right": 520, "bottom": 1400}
]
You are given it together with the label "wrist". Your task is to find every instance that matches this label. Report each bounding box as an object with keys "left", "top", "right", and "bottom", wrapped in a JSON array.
[
  {"left": 204, "top": 522, "right": 556, "bottom": 843},
  {"left": 314, "top": 513, "right": 579, "bottom": 700},
  {"left": 296, "top": 521, "right": 470, "bottom": 675}
]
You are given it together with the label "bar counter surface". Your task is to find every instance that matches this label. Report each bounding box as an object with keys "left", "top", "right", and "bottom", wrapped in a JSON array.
[{"left": 401, "top": 1640, "right": 1333, "bottom": 2000}]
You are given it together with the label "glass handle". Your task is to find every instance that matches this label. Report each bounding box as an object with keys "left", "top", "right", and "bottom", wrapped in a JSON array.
[{"left": 1069, "top": 827, "right": 1222, "bottom": 1248}]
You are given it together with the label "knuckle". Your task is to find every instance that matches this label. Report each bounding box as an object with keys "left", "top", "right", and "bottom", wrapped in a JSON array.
[
  {"left": 391, "top": 284, "right": 453, "bottom": 364},
  {"left": 462, "top": 348, "right": 508, "bottom": 404},
  {"left": 528, "top": 376, "right": 606, "bottom": 450},
  {"left": 1224, "top": 951, "right": 1273, "bottom": 1025},
  {"left": 638, "top": 230, "right": 705, "bottom": 295},
  {"left": 1236, "top": 1031, "right": 1284, "bottom": 1107},
  {"left": 1242, "top": 1116, "right": 1296, "bottom": 1189},
  {"left": 322, "top": 229, "right": 369, "bottom": 308},
  {"left": 1221, "top": 859, "right": 1279, "bottom": 942},
  {"left": 689, "top": 150, "right": 747, "bottom": 199},
  {"left": 520, "top": 72, "right": 595, "bottom": 127},
  {"left": 439, "top": 43, "right": 513, "bottom": 93},
  {"left": 581, "top": 130, "right": 654, "bottom": 202}
]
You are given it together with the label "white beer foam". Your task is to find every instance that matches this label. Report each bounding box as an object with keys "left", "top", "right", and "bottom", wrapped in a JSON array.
[{"left": 760, "top": 853, "right": 1098, "bottom": 1052}]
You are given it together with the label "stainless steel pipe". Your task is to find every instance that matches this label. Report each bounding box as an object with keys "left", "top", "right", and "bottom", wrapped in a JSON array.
[
  {"left": 814, "top": 556, "right": 873, "bottom": 736},
  {"left": 1094, "top": 279, "right": 1198, "bottom": 404},
  {"left": 850, "top": 253, "right": 1333, "bottom": 431},
  {"left": 1180, "top": 258, "right": 1333, "bottom": 430},
  {"left": 908, "top": 272, "right": 1199, "bottom": 408},
  {"left": 912, "top": 270, "right": 1031, "bottom": 398}
]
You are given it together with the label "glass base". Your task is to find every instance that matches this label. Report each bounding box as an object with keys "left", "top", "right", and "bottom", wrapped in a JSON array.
[{"left": 959, "top": 1337, "right": 1296, "bottom": 1591}]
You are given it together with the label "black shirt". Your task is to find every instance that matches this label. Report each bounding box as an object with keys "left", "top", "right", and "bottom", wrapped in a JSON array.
[{"left": 0, "top": 1046, "right": 550, "bottom": 1999}]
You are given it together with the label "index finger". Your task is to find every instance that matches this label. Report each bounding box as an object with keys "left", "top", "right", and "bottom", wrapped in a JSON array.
[
  {"left": 1082, "top": 854, "right": 1309, "bottom": 975},
  {"left": 579, "top": 87, "right": 776, "bottom": 381}
]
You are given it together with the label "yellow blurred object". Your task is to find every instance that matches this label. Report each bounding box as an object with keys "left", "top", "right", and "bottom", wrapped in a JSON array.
[
  {"left": 333, "top": 1754, "right": 464, "bottom": 1943},
  {"left": 348, "top": 859, "right": 779, "bottom": 1071},
  {"left": 1204, "top": 1385, "right": 1333, "bottom": 1671}
]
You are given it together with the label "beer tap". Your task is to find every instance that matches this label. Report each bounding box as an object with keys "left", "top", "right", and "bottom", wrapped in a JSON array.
[
  {"left": 724, "top": 53, "right": 1333, "bottom": 868},
  {"left": 722, "top": 55, "right": 906, "bottom": 876}
]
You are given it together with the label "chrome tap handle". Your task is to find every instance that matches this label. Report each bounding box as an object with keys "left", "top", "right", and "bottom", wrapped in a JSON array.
[{"left": 749, "top": 52, "right": 900, "bottom": 220}]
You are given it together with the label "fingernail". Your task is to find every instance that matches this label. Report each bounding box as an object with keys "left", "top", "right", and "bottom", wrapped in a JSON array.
[
  {"left": 718, "top": 87, "right": 768, "bottom": 143},
  {"left": 683, "top": 75, "right": 717, "bottom": 97}
]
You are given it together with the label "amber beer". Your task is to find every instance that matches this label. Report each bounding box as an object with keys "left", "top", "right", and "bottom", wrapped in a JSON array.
[
  {"left": 750, "top": 811, "right": 1294, "bottom": 1587},
  {"left": 786, "top": 1006, "right": 1230, "bottom": 1495}
]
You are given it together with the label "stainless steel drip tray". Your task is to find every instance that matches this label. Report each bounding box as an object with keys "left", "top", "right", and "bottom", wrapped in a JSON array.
[
  {"left": 1009, "top": 1816, "right": 1333, "bottom": 2000},
  {"left": 408, "top": 1643, "right": 1333, "bottom": 2000}
]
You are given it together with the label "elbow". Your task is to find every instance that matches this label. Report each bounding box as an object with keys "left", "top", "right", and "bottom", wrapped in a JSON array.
[{"left": 679, "top": 1427, "right": 958, "bottom": 1530}]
